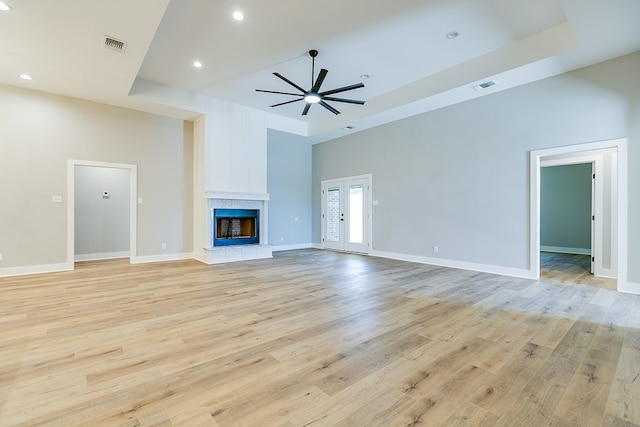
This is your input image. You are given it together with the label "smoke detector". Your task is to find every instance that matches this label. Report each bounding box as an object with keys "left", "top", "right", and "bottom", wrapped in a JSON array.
[{"left": 103, "top": 36, "right": 127, "bottom": 53}]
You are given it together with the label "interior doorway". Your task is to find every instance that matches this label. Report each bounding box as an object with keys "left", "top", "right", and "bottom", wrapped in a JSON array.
[
  {"left": 540, "top": 159, "right": 599, "bottom": 275},
  {"left": 67, "top": 160, "right": 138, "bottom": 267},
  {"left": 530, "top": 138, "right": 627, "bottom": 291},
  {"left": 321, "top": 174, "right": 371, "bottom": 254}
]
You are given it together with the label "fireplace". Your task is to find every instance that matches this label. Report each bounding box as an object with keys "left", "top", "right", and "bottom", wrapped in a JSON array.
[
  {"left": 204, "top": 192, "right": 272, "bottom": 264},
  {"left": 213, "top": 209, "right": 259, "bottom": 246}
]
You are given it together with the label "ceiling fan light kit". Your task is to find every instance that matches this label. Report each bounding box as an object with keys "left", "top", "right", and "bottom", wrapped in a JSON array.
[{"left": 256, "top": 49, "right": 365, "bottom": 116}]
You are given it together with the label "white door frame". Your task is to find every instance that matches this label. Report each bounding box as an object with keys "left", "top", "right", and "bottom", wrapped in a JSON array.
[
  {"left": 530, "top": 138, "right": 628, "bottom": 292},
  {"left": 67, "top": 159, "right": 138, "bottom": 267},
  {"left": 321, "top": 174, "right": 372, "bottom": 254}
]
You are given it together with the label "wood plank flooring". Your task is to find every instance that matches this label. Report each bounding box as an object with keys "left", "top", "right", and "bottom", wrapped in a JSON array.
[{"left": 0, "top": 249, "right": 638, "bottom": 426}]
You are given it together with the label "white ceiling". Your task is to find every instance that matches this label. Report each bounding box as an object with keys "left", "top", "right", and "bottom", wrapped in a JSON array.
[{"left": 2, "top": 0, "right": 640, "bottom": 143}]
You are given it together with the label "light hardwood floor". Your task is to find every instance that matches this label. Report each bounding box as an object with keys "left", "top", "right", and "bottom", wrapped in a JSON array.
[{"left": 1, "top": 250, "right": 638, "bottom": 426}]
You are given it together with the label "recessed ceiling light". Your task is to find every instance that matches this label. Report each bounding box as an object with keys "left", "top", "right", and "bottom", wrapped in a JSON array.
[
  {"left": 193, "top": 61, "right": 203, "bottom": 68},
  {"left": 0, "top": 1, "right": 11, "bottom": 12},
  {"left": 232, "top": 10, "right": 244, "bottom": 21},
  {"left": 360, "top": 74, "right": 370, "bottom": 80},
  {"left": 446, "top": 31, "right": 459, "bottom": 39},
  {"left": 20, "top": 74, "right": 33, "bottom": 81}
]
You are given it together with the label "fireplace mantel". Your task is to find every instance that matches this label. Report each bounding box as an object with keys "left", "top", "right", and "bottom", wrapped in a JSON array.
[{"left": 206, "top": 191, "right": 269, "bottom": 201}]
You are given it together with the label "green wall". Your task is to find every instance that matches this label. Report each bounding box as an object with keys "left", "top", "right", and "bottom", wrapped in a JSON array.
[{"left": 540, "top": 164, "right": 592, "bottom": 253}]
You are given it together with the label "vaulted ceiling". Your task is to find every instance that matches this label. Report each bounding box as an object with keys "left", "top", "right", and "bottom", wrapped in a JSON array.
[{"left": 2, "top": 0, "right": 640, "bottom": 142}]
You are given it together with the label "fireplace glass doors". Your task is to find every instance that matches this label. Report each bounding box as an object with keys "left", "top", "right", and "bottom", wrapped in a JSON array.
[{"left": 213, "top": 209, "right": 259, "bottom": 246}]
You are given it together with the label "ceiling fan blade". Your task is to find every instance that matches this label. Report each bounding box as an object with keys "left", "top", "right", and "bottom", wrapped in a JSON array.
[
  {"left": 302, "top": 103, "right": 312, "bottom": 116},
  {"left": 319, "top": 101, "right": 340, "bottom": 115},
  {"left": 256, "top": 89, "right": 304, "bottom": 96},
  {"left": 270, "top": 98, "right": 303, "bottom": 108},
  {"left": 311, "top": 68, "right": 328, "bottom": 93},
  {"left": 323, "top": 96, "right": 365, "bottom": 105},
  {"left": 320, "top": 82, "right": 365, "bottom": 97},
  {"left": 273, "top": 72, "right": 306, "bottom": 93}
]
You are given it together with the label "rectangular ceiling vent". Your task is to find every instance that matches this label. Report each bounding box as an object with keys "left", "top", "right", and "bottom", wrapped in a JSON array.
[
  {"left": 472, "top": 80, "right": 496, "bottom": 91},
  {"left": 103, "top": 35, "right": 127, "bottom": 53}
]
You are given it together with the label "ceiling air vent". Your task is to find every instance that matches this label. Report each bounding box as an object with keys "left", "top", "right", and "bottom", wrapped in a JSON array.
[
  {"left": 472, "top": 80, "right": 496, "bottom": 91},
  {"left": 103, "top": 36, "right": 127, "bottom": 53}
]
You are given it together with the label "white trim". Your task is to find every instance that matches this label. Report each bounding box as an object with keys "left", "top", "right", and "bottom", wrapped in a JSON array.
[
  {"left": 130, "top": 252, "right": 195, "bottom": 264},
  {"left": 540, "top": 246, "right": 591, "bottom": 255},
  {"left": 311, "top": 243, "right": 323, "bottom": 249},
  {"left": 618, "top": 281, "right": 640, "bottom": 295},
  {"left": 530, "top": 138, "right": 629, "bottom": 293},
  {"left": 68, "top": 160, "right": 138, "bottom": 268},
  {"left": 75, "top": 251, "right": 130, "bottom": 262},
  {"left": 0, "top": 263, "right": 73, "bottom": 278},
  {"left": 541, "top": 154, "right": 604, "bottom": 275},
  {"left": 206, "top": 191, "right": 270, "bottom": 201},
  {"left": 371, "top": 250, "right": 535, "bottom": 280},
  {"left": 271, "top": 243, "right": 314, "bottom": 252}
]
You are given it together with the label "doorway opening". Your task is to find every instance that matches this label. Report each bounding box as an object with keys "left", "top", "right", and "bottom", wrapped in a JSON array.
[
  {"left": 541, "top": 156, "right": 602, "bottom": 277},
  {"left": 321, "top": 174, "right": 372, "bottom": 254},
  {"left": 530, "top": 138, "right": 627, "bottom": 291},
  {"left": 67, "top": 160, "right": 138, "bottom": 268}
]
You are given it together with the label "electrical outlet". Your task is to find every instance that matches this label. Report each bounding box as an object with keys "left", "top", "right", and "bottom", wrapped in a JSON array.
[
  {"left": 161, "top": 243, "right": 167, "bottom": 249},
  {"left": 433, "top": 246, "right": 439, "bottom": 253}
]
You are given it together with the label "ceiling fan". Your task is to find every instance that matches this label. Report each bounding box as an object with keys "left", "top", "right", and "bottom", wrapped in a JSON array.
[{"left": 256, "top": 49, "right": 365, "bottom": 116}]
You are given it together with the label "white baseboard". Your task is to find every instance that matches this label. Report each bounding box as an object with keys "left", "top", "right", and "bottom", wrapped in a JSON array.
[
  {"left": 311, "top": 243, "right": 323, "bottom": 249},
  {"left": 75, "top": 251, "right": 130, "bottom": 262},
  {"left": 617, "top": 280, "right": 640, "bottom": 295},
  {"left": 130, "top": 252, "right": 195, "bottom": 264},
  {"left": 271, "top": 243, "right": 314, "bottom": 252},
  {"left": 595, "top": 268, "right": 617, "bottom": 279},
  {"left": 370, "top": 250, "right": 536, "bottom": 280},
  {"left": 541, "top": 246, "right": 591, "bottom": 255},
  {"left": 0, "top": 262, "right": 73, "bottom": 278}
]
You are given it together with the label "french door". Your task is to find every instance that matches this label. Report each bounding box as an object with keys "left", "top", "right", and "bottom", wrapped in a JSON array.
[{"left": 321, "top": 175, "right": 371, "bottom": 253}]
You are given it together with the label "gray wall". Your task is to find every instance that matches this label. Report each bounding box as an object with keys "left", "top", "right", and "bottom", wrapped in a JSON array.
[
  {"left": 267, "top": 129, "right": 312, "bottom": 247},
  {"left": 540, "top": 164, "right": 592, "bottom": 252},
  {"left": 0, "top": 84, "right": 193, "bottom": 269},
  {"left": 312, "top": 51, "right": 640, "bottom": 282},
  {"left": 74, "top": 166, "right": 131, "bottom": 259}
]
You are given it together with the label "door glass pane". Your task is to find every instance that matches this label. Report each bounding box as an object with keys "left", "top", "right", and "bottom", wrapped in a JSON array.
[
  {"left": 326, "top": 187, "right": 341, "bottom": 242},
  {"left": 349, "top": 184, "right": 364, "bottom": 244}
]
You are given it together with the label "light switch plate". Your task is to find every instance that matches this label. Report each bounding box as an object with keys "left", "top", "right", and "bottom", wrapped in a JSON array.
[{"left": 52, "top": 195, "right": 62, "bottom": 203}]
